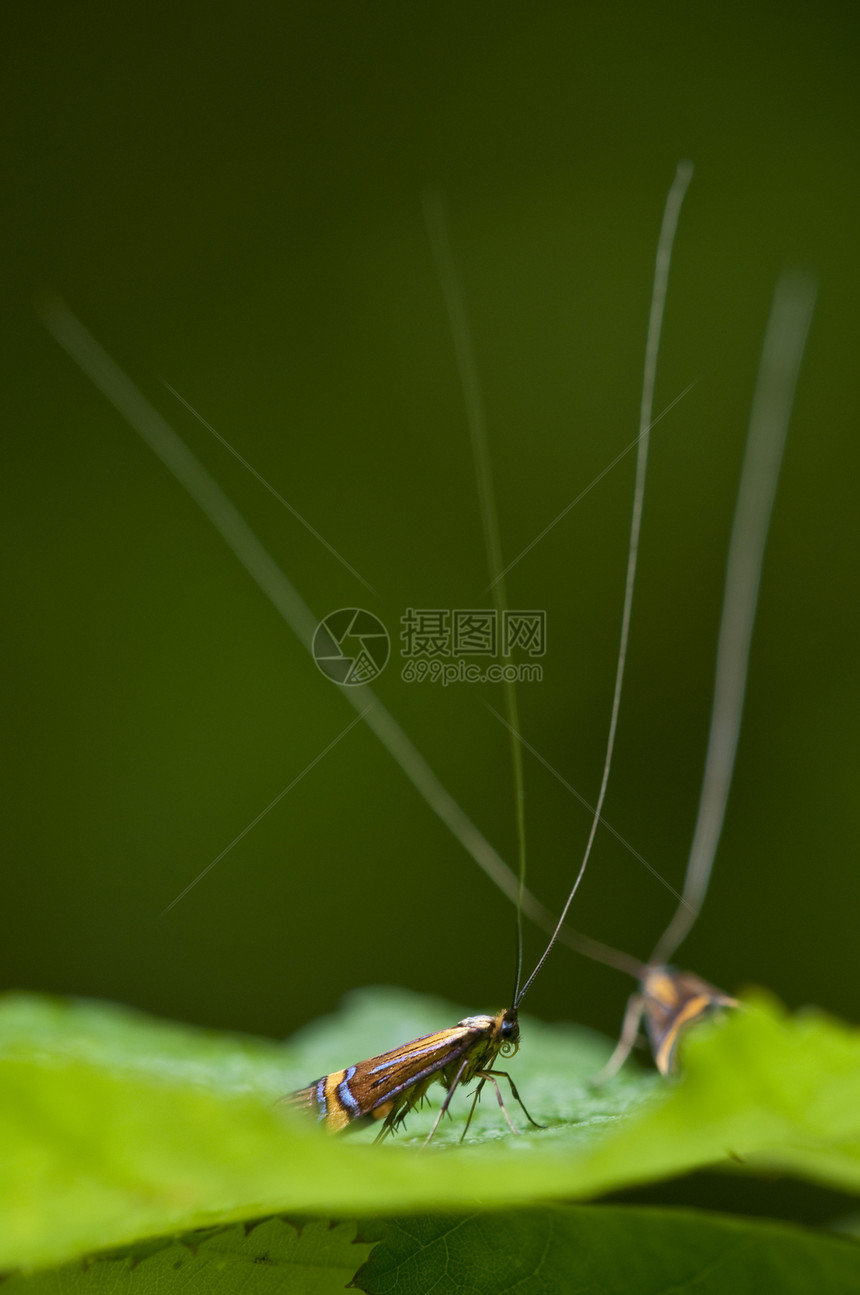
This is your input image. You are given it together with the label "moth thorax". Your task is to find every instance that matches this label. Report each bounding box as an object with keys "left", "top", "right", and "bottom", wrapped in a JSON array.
[{"left": 456, "top": 1014, "right": 496, "bottom": 1030}]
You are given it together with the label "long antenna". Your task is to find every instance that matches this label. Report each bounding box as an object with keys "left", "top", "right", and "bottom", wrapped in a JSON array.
[
  {"left": 37, "top": 175, "right": 688, "bottom": 980},
  {"left": 38, "top": 298, "right": 531, "bottom": 923},
  {"left": 515, "top": 161, "right": 693, "bottom": 1006},
  {"left": 423, "top": 192, "right": 527, "bottom": 1006},
  {"left": 650, "top": 270, "right": 817, "bottom": 967}
]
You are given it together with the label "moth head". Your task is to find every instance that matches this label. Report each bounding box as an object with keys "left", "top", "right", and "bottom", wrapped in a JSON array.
[{"left": 498, "top": 1006, "right": 520, "bottom": 1057}]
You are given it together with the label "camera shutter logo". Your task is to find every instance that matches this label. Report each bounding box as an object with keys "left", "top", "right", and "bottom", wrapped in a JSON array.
[{"left": 312, "top": 608, "right": 390, "bottom": 685}]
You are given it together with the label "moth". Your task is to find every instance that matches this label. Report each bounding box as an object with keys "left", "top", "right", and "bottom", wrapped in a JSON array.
[
  {"left": 615, "top": 967, "right": 737, "bottom": 1078},
  {"left": 286, "top": 1008, "right": 533, "bottom": 1141}
]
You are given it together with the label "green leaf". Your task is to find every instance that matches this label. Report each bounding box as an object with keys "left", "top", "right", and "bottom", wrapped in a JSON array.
[
  {"left": 353, "top": 1206, "right": 860, "bottom": 1294},
  {"left": 2, "top": 1218, "right": 374, "bottom": 1293},
  {"left": 6, "top": 1209, "right": 859, "bottom": 1294},
  {"left": 1, "top": 987, "right": 858, "bottom": 1272}
]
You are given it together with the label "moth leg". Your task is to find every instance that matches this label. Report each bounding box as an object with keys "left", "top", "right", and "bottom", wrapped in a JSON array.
[
  {"left": 459, "top": 1071, "right": 518, "bottom": 1137},
  {"left": 594, "top": 992, "right": 645, "bottom": 1082},
  {"left": 480, "top": 1068, "right": 544, "bottom": 1131},
  {"left": 373, "top": 1100, "right": 401, "bottom": 1144},
  {"left": 459, "top": 1078, "right": 486, "bottom": 1140},
  {"left": 422, "top": 1056, "right": 470, "bottom": 1147},
  {"left": 373, "top": 1089, "right": 417, "bottom": 1143},
  {"left": 459, "top": 1068, "right": 543, "bottom": 1141}
]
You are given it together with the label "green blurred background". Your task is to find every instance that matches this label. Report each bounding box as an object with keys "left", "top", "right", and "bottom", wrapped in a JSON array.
[{"left": 2, "top": 5, "right": 858, "bottom": 1056}]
